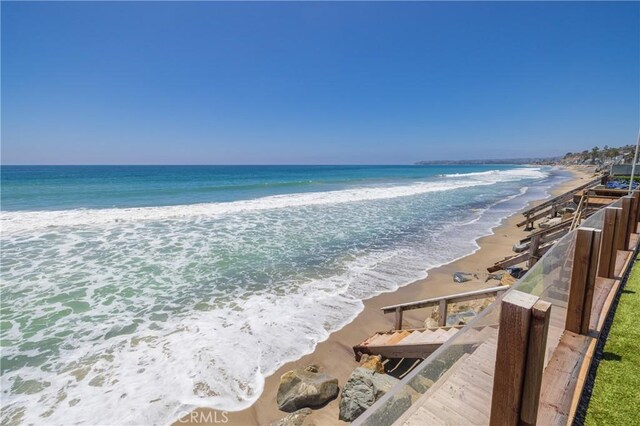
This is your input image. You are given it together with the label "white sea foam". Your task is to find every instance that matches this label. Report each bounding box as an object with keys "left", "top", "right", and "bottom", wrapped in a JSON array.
[
  {"left": 1, "top": 168, "right": 546, "bottom": 235},
  {"left": 0, "top": 167, "right": 557, "bottom": 425}
]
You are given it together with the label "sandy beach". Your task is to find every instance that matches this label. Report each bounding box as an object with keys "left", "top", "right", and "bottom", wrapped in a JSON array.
[{"left": 179, "top": 165, "right": 595, "bottom": 426}]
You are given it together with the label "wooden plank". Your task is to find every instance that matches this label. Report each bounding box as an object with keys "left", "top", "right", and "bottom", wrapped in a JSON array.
[
  {"left": 597, "top": 207, "right": 618, "bottom": 279},
  {"left": 614, "top": 207, "right": 626, "bottom": 252},
  {"left": 537, "top": 331, "right": 593, "bottom": 425},
  {"left": 394, "top": 307, "right": 403, "bottom": 330},
  {"left": 620, "top": 196, "right": 632, "bottom": 249},
  {"left": 622, "top": 195, "right": 634, "bottom": 249},
  {"left": 581, "top": 229, "right": 601, "bottom": 335},
  {"left": 487, "top": 244, "right": 552, "bottom": 272},
  {"left": 519, "top": 218, "right": 573, "bottom": 243},
  {"left": 489, "top": 290, "right": 539, "bottom": 426},
  {"left": 520, "top": 178, "right": 600, "bottom": 218},
  {"left": 614, "top": 249, "right": 633, "bottom": 278},
  {"left": 438, "top": 299, "right": 447, "bottom": 327},
  {"left": 528, "top": 234, "right": 541, "bottom": 268},
  {"left": 381, "top": 285, "right": 506, "bottom": 314},
  {"left": 355, "top": 342, "right": 443, "bottom": 359},
  {"left": 566, "top": 228, "right": 600, "bottom": 334},
  {"left": 520, "top": 300, "right": 551, "bottom": 426}
]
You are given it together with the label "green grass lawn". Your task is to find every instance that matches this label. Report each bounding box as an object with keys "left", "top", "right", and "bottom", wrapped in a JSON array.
[{"left": 584, "top": 255, "right": 640, "bottom": 425}]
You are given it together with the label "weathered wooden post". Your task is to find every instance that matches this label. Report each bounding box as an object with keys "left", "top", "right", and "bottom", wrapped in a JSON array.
[
  {"left": 598, "top": 207, "right": 620, "bottom": 279},
  {"left": 520, "top": 300, "right": 552, "bottom": 426},
  {"left": 528, "top": 234, "right": 541, "bottom": 268},
  {"left": 490, "top": 290, "right": 539, "bottom": 426},
  {"left": 566, "top": 227, "right": 601, "bottom": 335},
  {"left": 438, "top": 299, "right": 447, "bottom": 327},
  {"left": 394, "top": 307, "right": 403, "bottom": 330}
]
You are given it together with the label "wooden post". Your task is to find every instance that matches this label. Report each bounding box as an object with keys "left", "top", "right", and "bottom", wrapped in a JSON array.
[
  {"left": 520, "top": 300, "right": 552, "bottom": 426},
  {"left": 630, "top": 192, "right": 639, "bottom": 231},
  {"left": 394, "top": 307, "right": 403, "bottom": 330},
  {"left": 598, "top": 207, "right": 619, "bottom": 279},
  {"left": 438, "top": 299, "right": 447, "bottom": 327},
  {"left": 566, "top": 227, "right": 601, "bottom": 335},
  {"left": 620, "top": 196, "right": 632, "bottom": 250},
  {"left": 623, "top": 195, "right": 635, "bottom": 248},
  {"left": 490, "top": 290, "right": 539, "bottom": 426},
  {"left": 528, "top": 234, "right": 541, "bottom": 268},
  {"left": 633, "top": 190, "right": 640, "bottom": 225},
  {"left": 614, "top": 207, "right": 627, "bottom": 252}
]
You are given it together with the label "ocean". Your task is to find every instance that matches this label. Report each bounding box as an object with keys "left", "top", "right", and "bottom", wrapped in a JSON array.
[{"left": 0, "top": 165, "right": 569, "bottom": 424}]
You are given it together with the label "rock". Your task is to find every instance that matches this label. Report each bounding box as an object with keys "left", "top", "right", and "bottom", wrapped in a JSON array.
[
  {"left": 277, "top": 368, "right": 339, "bottom": 412},
  {"left": 338, "top": 367, "right": 400, "bottom": 422},
  {"left": 270, "top": 408, "right": 312, "bottom": 426},
  {"left": 360, "top": 355, "right": 385, "bottom": 374},
  {"left": 304, "top": 365, "right": 319, "bottom": 373},
  {"left": 512, "top": 242, "right": 528, "bottom": 253},
  {"left": 539, "top": 217, "right": 562, "bottom": 229},
  {"left": 424, "top": 317, "right": 438, "bottom": 329}
]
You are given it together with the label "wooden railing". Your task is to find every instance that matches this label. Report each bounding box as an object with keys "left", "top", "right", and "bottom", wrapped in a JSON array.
[
  {"left": 353, "top": 191, "right": 640, "bottom": 426},
  {"left": 490, "top": 191, "right": 640, "bottom": 425},
  {"left": 381, "top": 285, "right": 508, "bottom": 329},
  {"left": 517, "top": 177, "right": 601, "bottom": 229}
]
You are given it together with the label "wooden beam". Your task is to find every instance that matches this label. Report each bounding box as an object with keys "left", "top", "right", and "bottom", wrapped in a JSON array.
[
  {"left": 623, "top": 195, "right": 635, "bottom": 248},
  {"left": 528, "top": 234, "right": 541, "bottom": 268},
  {"left": 381, "top": 285, "right": 507, "bottom": 314},
  {"left": 394, "top": 307, "right": 403, "bottom": 330},
  {"left": 520, "top": 178, "right": 600, "bottom": 218},
  {"left": 487, "top": 244, "right": 553, "bottom": 273},
  {"left": 490, "top": 290, "right": 539, "bottom": 426},
  {"left": 520, "top": 300, "right": 552, "bottom": 426},
  {"left": 614, "top": 207, "right": 626, "bottom": 252},
  {"left": 438, "top": 299, "right": 447, "bottom": 327},
  {"left": 598, "top": 207, "right": 619, "bottom": 279},
  {"left": 566, "top": 227, "right": 601, "bottom": 335},
  {"left": 620, "top": 196, "right": 632, "bottom": 249}
]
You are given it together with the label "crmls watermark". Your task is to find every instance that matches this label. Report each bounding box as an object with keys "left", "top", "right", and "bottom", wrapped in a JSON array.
[{"left": 177, "top": 410, "right": 229, "bottom": 424}]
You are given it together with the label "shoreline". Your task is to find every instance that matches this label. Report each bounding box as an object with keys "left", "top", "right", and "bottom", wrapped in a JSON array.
[{"left": 184, "top": 165, "right": 596, "bottom": 426}]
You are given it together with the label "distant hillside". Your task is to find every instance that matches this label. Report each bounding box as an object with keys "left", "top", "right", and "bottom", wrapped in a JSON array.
[
  {"left": 534, "top": 145, "right": 636, "bottom": 169},
  {"left": 415, "top": 157, "right": 560, "bottom": 165},
  {"left": 416, "top": 144, "right": 636, "bottom": 170}
]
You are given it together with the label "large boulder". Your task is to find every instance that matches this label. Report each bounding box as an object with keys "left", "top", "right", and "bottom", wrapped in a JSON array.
[
  {"left": 270, "top": 408, "right": 312, "bottom": 426},
  {"left": 338, "top": 367, "right": 400, "bottom": 422},
  {"left": 276, "top": 366, "right": 339, "bottom": 412}
]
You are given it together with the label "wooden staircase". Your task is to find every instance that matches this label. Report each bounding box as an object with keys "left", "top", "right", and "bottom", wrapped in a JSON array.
[{"left": 353, "top": 325, "right": 496, "bottom": 361}]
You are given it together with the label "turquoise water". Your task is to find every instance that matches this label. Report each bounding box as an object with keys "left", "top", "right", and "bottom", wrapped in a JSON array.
[{"left": 0, "top": 165, "right": 568, "bottom": 424}]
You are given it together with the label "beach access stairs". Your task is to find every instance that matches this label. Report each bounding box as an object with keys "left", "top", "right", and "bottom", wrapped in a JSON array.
[
  {"left": 352, "top": 286, "right": 507, "bottom": 362},
  {"left": 352, "top": 191, "right": 640, "bottom": 426}
]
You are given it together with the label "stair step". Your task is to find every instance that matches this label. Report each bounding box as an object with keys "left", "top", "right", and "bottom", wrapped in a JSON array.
[
  {"left": 398, "top": 330, "right": 429, "bottom": 345},
  {"left": 364, "top": 332, "right": 393, "bottom": 346},
  {"left": 385, "top": 330, "right": 411, "bottom": 345}
]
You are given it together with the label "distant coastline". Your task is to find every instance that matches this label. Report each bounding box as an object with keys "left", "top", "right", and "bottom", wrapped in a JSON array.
[{"left": 415, "top": 157, "right": 560, "bottom": 165}]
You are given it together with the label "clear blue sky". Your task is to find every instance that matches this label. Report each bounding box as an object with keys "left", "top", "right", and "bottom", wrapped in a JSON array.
[{"left": 2, "top": 1, "right": 639, "bottom": 165}]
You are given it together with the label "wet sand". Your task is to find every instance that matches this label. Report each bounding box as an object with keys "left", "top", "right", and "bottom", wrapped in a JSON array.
[{"left": 180, "top": 165, "right": 596, "bottom": 426}]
